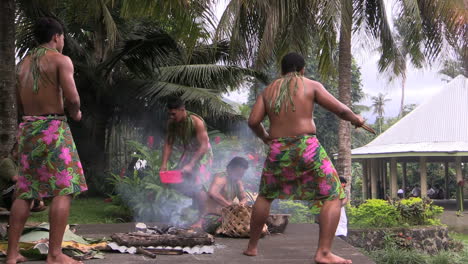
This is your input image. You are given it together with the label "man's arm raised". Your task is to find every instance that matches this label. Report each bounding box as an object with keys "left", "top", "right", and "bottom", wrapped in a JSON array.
[
  {"left": 58, "top": 56, "right": 81, "bottom": 121},
  {"left": 248, "top": 94, "right": 270, "bottom": 144},
  {"left": 314, "top": 82, "right": 364, "bottom": 126}
]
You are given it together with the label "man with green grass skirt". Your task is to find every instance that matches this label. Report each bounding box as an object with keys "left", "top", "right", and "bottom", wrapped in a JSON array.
[{"left": 161, "top": 98, "right": 213, "bottom": 229}]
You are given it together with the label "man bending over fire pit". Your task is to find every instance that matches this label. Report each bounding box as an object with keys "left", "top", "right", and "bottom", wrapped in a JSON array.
[
  {"left": 202, "top": 157, "right": 249, "bottom": 234},
  {"left": 244, "top": 52, "right": 365, "bottom": 264},
  {"left": 161, "top": 98, "right": 213, "bottom": 229}
]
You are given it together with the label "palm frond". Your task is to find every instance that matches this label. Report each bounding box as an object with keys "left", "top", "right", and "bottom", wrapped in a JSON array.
[
  {"left": 115, "top": 79, "right": 236, "bottom": 118},
  {"left": 99, "top": 29, "right": 181, "bottom": 77},
  {"left": 158, "top": 64, "right": 268, "bottom": 93}
]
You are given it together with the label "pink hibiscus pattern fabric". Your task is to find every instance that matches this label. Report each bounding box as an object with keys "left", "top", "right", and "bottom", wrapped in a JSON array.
[
  {"left": 15, "top": 115, "right": 87, "bottom": 199},
  {"left": 258, "top": 134, "right": 344, "bottom": 214}
]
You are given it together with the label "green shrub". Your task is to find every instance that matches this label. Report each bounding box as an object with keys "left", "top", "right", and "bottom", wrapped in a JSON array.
[
  {"left": 349, "top": 198, "right": 444, "bottom": 228},
  {"left": 368, "top": 247, "right": 427, "bottom": 264},
  {"left": 348, "top": 199, "right": 399, "bottom": 228},
  {"left": 393, "top": 197, "right": 444, "bottom": 226},
  {"left": 105, "top": 141, "right": 195, "bottom": 224},
  {"left": 276, "top": 200, "right": 313, "bottom": 223}
]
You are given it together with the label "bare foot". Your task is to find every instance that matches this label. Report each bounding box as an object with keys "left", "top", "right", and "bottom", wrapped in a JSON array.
[
  {"left": 5, "top": 253, "right": 28, "bottom": 264},
  {"left": 243, "top": 247, "right": 257, "bottom": 256},
  {"left": 315, "top": 252, "right": 352, "bottom": 264},
  {"left": 47, "top": 253, "right": 83, "bottom": 264}
]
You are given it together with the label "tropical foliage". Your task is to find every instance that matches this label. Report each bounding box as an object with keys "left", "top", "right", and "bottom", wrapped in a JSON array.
[
  {"left": 348, "top": 198, "right": 443, "bottom": 228},
  {"left": 14, "top": 0, "right": 266, "bottom": 192}
]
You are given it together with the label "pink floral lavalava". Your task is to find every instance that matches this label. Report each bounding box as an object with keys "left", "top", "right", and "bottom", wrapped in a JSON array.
[
  {"left": 21, "top": 154, "right": 29, "bottom": 170},
  {"left": 42, "top": 120, "right": 60, "bottom": 145},
  {"left": 320, "top": 159, "right": 335, "bottom": 175},
  {"left": 302, "top": 172, "right": 314, "bottom": 184},
  {"left": 17, "top": 176, "right": 31, "bottom": 192},
  {"left": 37, "top": 166, "right": 51, "bottom": 182},
  {"left": 263, "top": 172, "right": 277, "bottom": 185},
  {"left": 319, "top": 180, "right": 332, "bottom": 196},
  {"left": 268, "top": 142, "right": 282, "bottom": 162},
  {"left": 55, "top": 170, "right": 72, "bottom": 187},
  {"left": 282, "top": 184, "right": 293, "bottom": 195},
  {"left": 59, "top": 147, "right": 72, "bottom": 165},
  {"left": 303, "top": 137, "right": 319, "bottom": 163},
  {"left": 282, "top": 167, "right": 296, "bottom": 181}
]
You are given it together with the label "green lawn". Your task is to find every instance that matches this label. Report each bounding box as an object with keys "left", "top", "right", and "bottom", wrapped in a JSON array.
[
  {"left": 451, "top": 232, "right": 468, "bottom": 244},
  {"left": 27, "top": 198, "right": 121, "bottom": 224}
]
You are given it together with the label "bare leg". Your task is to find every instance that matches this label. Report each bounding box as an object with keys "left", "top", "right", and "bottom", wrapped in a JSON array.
[
  {"left": 191, "top": 190, "right": 208, "bottom": 229},
  {"left": 243, "top": 195, "right": 273, "bottom": 256},
  {"left": 6, "top": 199, "right": 33, "bottom": 264},
  {"left": 314, "top": 198, "right": 352, "bottom": 264},
  {"left": 46, "top": 195, "right": 82, "bottom": 264}
]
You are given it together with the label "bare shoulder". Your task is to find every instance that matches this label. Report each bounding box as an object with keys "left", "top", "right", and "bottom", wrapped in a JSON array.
[
  {"left": 302, "top": 77, "right": 323, "bottom": 89},
  {"left": 53, "top": 54, "right": 73, "bottom": 67},
  {"left": 190, "top": 114, "right": 204, "bottom": 126}
]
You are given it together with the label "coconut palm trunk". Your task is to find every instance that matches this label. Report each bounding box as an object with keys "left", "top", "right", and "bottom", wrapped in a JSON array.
[
  {"left": 0, "top": 0, "right": 17, "bottom": 156},
  {"left": 399, "top": 75, "right": 406, "bottom": 117},
  {"left": 336, "top": 0, "right": 353, "bottom": 190}
]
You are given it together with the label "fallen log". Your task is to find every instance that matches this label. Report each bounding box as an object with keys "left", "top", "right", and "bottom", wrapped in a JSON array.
[{"left": 110, "top": 232, "right": 214, "bottom": 248}]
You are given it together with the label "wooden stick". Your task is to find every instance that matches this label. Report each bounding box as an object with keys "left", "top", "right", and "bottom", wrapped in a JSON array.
[
  {"left": 137, "top": 247, "right": 157, "bottom": 258},
  {"left": 359, "top": 124, "right": 376, "bottom": 134}
]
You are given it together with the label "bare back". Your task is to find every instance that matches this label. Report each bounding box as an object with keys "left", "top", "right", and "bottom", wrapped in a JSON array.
[
  {"left": 263, "top": 77, "right": 317, "bottom": 138},
  {"left": 17, "top": 50, "right": 67, "bottom": 116},
  {"left": 249, "top": 75, "right": 356, "bottom": 140}
]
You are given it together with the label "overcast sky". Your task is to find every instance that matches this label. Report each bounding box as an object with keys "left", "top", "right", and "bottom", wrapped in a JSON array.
[{"left": 217, "top": 1, "right": 450, "bottom": 123}]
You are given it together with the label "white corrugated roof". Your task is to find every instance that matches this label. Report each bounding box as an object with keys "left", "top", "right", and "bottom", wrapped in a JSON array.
[{"left": 352, "top": 75, "right": 468, "bottom": 157}]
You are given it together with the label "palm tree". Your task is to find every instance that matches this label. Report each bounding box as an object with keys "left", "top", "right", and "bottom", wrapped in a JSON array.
[
  {"left": 15, "top": 0, "right": 266, "bottom": 192},
  {"left": 371, "top": 93, "right": 391, "bottom": 134},
  {"left": 216, "top": 0, "right": 466, "bottom": 185},
  {"left": 0, "top": 0, "right": 17, "bottom": 156}
]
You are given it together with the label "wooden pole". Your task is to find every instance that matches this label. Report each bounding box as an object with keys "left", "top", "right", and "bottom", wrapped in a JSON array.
[
  {"left": 420, "top": 157, "right": 427, "bottom": 197},
  {"left": 390, "top": 158, "right": 398, "bottom": 199},
  {"left": 444, "top": 162, "right": 449, "bottom": 200},
  {"left": 402, "top": 162, "right": 407, "bottom": 191},
  {"left": 371, "top": 159, "right": 378, "bottom": 199}
]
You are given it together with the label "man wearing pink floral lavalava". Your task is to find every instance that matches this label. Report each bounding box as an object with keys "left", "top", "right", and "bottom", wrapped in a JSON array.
[
  {"left": 244, "top": 53, "right": 364, "bottom": 264},
  {"left": 7, "top": 17, "right": 86, "bottom": 264}
]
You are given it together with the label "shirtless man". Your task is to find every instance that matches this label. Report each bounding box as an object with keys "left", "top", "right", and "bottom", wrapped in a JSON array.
[
  {"left": 202, "top": 157, "right": 249, "bottom": 234},
  {"left": 161, "top": 98, "right": 213, "bottom": 228},
  {"left": 244, "top": 52, "right": 364, "bottom": 264},
  {"left": 7, "top": 17, "right": 87, "bottom": 264}
]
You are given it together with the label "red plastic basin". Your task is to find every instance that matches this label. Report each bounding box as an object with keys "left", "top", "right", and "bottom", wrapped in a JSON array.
[{"left": 159, "top": 170, "right": 183, "bottom": 184}]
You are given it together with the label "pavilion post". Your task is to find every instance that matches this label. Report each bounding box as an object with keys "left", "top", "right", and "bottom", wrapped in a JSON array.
[
  {"left": 402, "top": 162, "right": 407, "bottom": 192},
  {"left": 420, "top": 157, "right": 428, "bottom": 197},
  {"left": 444, "top": 162, "right": 449, "bottom": 199},
  {"left": 455, "top": 156, "right": 463, "bottom": 212},
  {"left": 362, "top": 160, "right": 368, "bottom": 200},
  {"left": 371, "top": 159, "right": 378, "bottom": 199},
  {"left": 390, "top": 158, "right": 398, "bottom": 199},
  {"left": 382, "top": 160, "right": 387, "bottom": 198}
]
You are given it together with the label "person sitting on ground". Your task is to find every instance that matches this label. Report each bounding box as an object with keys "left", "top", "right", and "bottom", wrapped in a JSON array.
[
  {"left": 411, "top": 185, "right": 421, "bottom": 197},
  {"left": 0, "top": 144, "right": 46, "bottom": 212},
  {"left": 202, "top": 157, "right": 249, "bottom": 234},
  {"left": 435, "top": 185, "right": 444, "bottom": 199},
  {"left": 335, "top": 177, "right": 348, "bottom": 238},
  {"left": 0, "top": 144, "right": 19, "bottom": 211},
  {"left": 427, "top": 185, "right": 436, "bottom": 199},
  {"left": 397, "top": 187, "right": 404, "bottom": 199}
]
